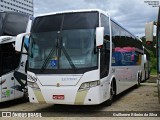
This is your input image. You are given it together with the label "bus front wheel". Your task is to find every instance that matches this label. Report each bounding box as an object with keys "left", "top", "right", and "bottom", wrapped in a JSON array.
[{"left": 105, "top": 81, "right": 116, "bottom": 106}]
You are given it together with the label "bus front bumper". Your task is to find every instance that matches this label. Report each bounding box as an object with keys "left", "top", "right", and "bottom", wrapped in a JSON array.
[{"left": 28, "top": 86, "right": 103, "bottom": 105}]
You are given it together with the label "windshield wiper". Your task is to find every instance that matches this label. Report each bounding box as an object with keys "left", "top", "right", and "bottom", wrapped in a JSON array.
[
  {"left": 40, "top": 37, "right": 76, "bottom": 72},
  {"left": 58, "top": 15, "right": 76, "bottom": 70},
  {"left": 57, "top": 34, "right": 76, "bottom": 70},
  {"left": 40, "top": 47, "right": 56, "bottom": 72},
  {"left": 40, "top": 13, "right": 76, "bottom": 72},
  {"left": 61, "top": 45, "right": 76, "bottom": 70}
]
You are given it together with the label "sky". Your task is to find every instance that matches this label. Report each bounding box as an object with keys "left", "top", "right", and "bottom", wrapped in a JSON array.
[{"left": 33, "top": 0, "right": 159, "bottom": 37}]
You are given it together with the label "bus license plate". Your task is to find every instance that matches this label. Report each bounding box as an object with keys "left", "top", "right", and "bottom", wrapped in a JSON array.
[{"left": 53, "top": 95, "right": 64, "bottom": 100}]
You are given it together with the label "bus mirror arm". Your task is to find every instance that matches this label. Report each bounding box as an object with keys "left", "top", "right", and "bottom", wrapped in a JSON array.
[
  {"left": 15, "top": 33, "right": 30, "bottom": 52},
  {"left": 15, "top": 51, "right": 32, "bottom": 59},
  {"left": 16, "top": 51, "right": 29, "bottom": 56}
]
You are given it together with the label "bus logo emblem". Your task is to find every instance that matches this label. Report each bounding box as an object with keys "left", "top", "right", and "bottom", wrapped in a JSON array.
[{"left": 56, "top": 83, "right": 60, "bottom": 87}]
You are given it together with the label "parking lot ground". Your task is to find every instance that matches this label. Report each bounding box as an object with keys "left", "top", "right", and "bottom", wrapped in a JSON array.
[{"left": 0, "top": 75, "right": 160, "bottom": 118}]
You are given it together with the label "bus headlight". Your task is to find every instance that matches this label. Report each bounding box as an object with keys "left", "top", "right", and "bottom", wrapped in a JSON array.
[
  {"left": 28, "top": 81, "right": 40, "bottom": 89},
  {"left": 79, "top": 80, "right": 100, "bottom": 90},
  {"left": 27, "top": 74, "right": 40, "bottom": 89}
]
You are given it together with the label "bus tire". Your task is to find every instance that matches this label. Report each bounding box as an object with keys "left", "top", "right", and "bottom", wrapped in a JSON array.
[
  {"left": 136, "top": 74, "right": 141, "bottom": 88},
  {"left": 144, "top": 71, "right": 147, "bottom": 81},
  {"left": 105, "top": 80, "right": 116, "bottom": 106}
]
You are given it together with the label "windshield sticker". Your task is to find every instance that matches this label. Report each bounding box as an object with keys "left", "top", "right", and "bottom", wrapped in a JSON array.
[
  {"left": 73, "top": 60, "right": 85, "bottom": 65},
  {"left": 6, "top": 90, "right": 10, "bottom": 97},
  {"left": 50, "top": 58, "right": 58, "bottom": 68}
]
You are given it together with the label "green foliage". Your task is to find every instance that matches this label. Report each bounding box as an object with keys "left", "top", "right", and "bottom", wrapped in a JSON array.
[
  {"left": 150, "top": 52, "right": 157, "bottom": 75},
  {"left": 141, "top": 36, "right": 157, "bottom": 74}
]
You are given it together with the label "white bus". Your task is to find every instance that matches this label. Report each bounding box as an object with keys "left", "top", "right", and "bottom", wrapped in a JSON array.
[
  {"left": 15, "top": 9, "right": 143, "bottom": 105},
  {"left": 0, "top": 11, "right": 32, "bottom": 102}
]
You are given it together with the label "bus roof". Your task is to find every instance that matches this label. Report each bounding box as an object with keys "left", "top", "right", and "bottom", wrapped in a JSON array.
[{"left": 35, "top": 9, "right": 110, "bottom": 18}]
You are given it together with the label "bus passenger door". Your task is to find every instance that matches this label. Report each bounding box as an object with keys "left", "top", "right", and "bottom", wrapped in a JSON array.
[{"left": 100, "top": 42, "right": 110, "bottom": 79}]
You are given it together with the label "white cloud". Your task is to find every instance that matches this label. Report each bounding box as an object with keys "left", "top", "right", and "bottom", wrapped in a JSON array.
[{"left": 34, "top": 0, "right": 159, "bottom": 37}]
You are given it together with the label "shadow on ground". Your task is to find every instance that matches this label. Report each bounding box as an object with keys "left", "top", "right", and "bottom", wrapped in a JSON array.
[{"left": 0, "top": 98, "right": 28, "bottom": 109}]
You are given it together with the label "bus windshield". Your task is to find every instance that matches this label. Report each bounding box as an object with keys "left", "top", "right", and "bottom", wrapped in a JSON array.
[
  {"left": 0, "top": 12, "right": 28, "bottom": 36},
  {"left": 29, "top": 12, "right": 99, "bottom": 74}
]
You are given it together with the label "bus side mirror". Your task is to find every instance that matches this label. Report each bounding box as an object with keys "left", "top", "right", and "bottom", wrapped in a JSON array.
[
  {"left": 96, "top": 27, "right": 104, "bottom": 47},
  {"left": 15, "top": 33, "right": 30, "bottom": 52},
  {"left": 145, "top": 22, "right": 154, "bottom": 45}
]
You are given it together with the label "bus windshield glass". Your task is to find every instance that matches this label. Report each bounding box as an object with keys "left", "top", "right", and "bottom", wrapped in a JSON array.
[
  {"left": 0, "top": 12, "right": 28, "bottom": 36},
  {"left": 29, "top": 12, "right": 99, "bottom": 73}
]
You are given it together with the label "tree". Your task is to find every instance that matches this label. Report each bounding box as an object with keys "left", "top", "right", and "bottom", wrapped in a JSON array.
[{"left": 141, "top": 36, "right": 157, "bottom": 74}]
